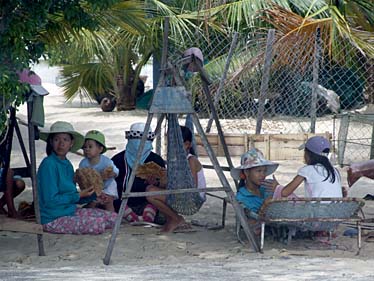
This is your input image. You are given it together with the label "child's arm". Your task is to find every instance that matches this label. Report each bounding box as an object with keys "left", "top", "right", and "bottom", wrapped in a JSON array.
[
  {"left": 188, "top": 156, "right": 201, "bottom": 187},
  {"left": 101, "top": 157, "right": 119, "bottom": 180},
  {"left": 280, "top": 175, "right": 304, "bottom": 197},
  {"left": 110, "top": 161, "right": 119, "bottom": 177}
]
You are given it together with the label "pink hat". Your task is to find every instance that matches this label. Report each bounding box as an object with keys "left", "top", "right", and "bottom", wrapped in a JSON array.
[
  {"left": 18, "top": 69, "right": 42, "bottom": 85},
  {"left": 18, "top": 69, "right": 48, "bottom": 96}
]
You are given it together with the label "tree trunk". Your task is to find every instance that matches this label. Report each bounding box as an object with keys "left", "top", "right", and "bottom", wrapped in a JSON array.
[{"left": 115, "top": 74, "right": 136, "bottom": 111}]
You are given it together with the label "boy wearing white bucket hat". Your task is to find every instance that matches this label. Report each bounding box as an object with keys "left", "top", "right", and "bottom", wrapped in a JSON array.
[{"left": 232, "top": 148, "right": 279, "bottom": 213}]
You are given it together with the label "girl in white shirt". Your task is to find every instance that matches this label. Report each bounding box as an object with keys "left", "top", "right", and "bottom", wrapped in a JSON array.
[{"left": 274, "top": 136, "right": 342, "bottom": 198}]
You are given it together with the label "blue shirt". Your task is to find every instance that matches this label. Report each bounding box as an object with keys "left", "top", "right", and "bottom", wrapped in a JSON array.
[
  {"left": 236, "top": 185, "right": 272, "bottom": 213},
  {"left": 37, "top": 153, "right": 81, "bottom": 224}
]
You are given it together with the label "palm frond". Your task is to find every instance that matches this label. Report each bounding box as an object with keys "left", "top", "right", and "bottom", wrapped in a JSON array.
[{"left": 60, "top": 63, "right": 114, "bottom": 102}]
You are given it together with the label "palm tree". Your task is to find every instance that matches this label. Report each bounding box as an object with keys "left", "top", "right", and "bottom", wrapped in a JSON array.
[{"left": 52, "top": 0, "right": 208, "bottom": 111}]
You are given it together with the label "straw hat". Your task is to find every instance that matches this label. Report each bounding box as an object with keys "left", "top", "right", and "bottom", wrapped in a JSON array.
[
  {"left": 84, "top": 130, "right": 107, "bottom": 153},
  {"left": 39, "top": 121, "right": 84, "bottom": 152},
  {"left": 231, "top": 148, "right": 279, "bottom": 180}
]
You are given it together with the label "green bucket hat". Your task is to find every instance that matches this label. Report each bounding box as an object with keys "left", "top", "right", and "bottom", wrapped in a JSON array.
[
  {"left": 39, "top": 121, "right": 84, "bottom": 153},
  {"left": 84, "top": 130, "right": 107, "bottom": 153}
]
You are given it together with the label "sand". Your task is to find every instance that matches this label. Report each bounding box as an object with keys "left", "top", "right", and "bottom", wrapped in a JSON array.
[{"left": 1, "top": 83, "right": 374, "bottom": 280}]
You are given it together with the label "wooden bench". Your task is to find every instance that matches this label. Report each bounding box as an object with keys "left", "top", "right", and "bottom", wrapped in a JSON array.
[{"left": 257, "top": 197, "right": 365, "bottom": 253}]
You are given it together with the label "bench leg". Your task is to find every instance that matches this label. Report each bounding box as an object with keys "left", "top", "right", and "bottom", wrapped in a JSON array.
[
  {"left": 222, "top": 199, "right": 227, "bottom": 228},
  {"left": 356, "top": 221, "right": 361, "bottom": 256},
  {"left": 260, "top": 222, "right": 265, "bottom": 253}
]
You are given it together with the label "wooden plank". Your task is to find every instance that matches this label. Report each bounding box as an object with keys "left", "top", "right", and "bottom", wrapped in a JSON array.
[
  {"left": 0, "top": 216, "right": 43, "bottom": 234},
  {"left": 264, "top": 134, "right": 271, "bottom": 159},
  {"left": 195, "top": 132, "right": 332, "bottom": 159}
]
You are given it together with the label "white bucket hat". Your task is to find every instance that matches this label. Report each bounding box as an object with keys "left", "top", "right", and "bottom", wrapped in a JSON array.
[
  {"left": 125, "top": 122, "right": 155, "bottom": 141},
  {"left": 40, "top": 121, "right": 84, "bottom": 152},
  {"left": 231, "top": 148, "right": 279, "bottom": 180}
]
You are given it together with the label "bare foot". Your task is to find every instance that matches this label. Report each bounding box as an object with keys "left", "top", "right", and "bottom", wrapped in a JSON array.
[{"left": 161, "top": 215, "right": 185, "bottom": 233}]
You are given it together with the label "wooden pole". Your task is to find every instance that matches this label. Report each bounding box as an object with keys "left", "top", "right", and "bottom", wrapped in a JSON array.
[
  {"left": 27, "top": 100, "right": 45, "bottom": 256},
  {"left": 310, "top": 28, "right": 321, "bottom": 133},
  {"left": 104, "top": 114, "right": 154, "bottom": 265},
  {"left": 155, "top": 17, "right": 170, "bottom": 155},
  {"left": 192, "top": 114, "right": 260, "bottom": 252},
  {"left": 337, "top": 113, "right": 350, "bottom": 167},
  {"left": 256, "top": 29, "right": 275, "bottom": 134},
  {"left": 198, "top": 65, "right": 235, "bottom": 172},
  {"left": 206, "top": 32, "right": 238, "bottom": 133}
]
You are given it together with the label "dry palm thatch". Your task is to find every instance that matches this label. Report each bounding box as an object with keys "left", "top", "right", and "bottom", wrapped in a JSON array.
[{"left": 229, "top": 3, "right": 373, "bottom": 85}]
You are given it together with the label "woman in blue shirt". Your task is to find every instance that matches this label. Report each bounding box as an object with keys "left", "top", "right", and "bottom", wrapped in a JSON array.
[{"left": 38, "top": 121, "right": 117, "bottom": 234}]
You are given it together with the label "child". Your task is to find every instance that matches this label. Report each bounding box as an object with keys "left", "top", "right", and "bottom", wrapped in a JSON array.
[
  {"left": 180, "top": 125, "right": 206, "bottom": 202},
  {"left": 146, "top": 125, "right": 206, "bottom": 232},
  {"left": 275, "top": 136, "right": 342, "bottom": 198},
  {"left": 0, "top": 167, "right": 25, "bottom": 218},
  {"left": 231, "top": 148, "right": 279, "bottom": 213},
  {"left": 79, "top": 130, "right": 119, "bottom": 212}
]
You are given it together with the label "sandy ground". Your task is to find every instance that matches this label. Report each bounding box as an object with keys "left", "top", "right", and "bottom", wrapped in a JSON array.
[{"left": 2, "top": 83, "right": 374, "bottom": 280}]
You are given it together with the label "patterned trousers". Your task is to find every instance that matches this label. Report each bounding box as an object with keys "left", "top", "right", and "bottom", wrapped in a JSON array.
[{"left": 43, "top": 208, "right": 117, "bottom": 235}]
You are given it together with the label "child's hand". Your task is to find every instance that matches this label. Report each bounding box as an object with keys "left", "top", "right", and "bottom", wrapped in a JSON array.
[
  {"left": 101, "top": 166, "right": 116, "bottom": 180},
  {"left": 342, "top": 186, "right": 348, "bottom": 198},
  {"left": 261, "top": 175, "right": 279, "bottom": 193},
  {"left": 80, "top": 187, "right": 95, "bottom": 198},
  {"left": 145, "top": 175, "right": 159, "bottom": 186},
  {"left": 97, "top": 193, "right": 112, "bottom": 203}
]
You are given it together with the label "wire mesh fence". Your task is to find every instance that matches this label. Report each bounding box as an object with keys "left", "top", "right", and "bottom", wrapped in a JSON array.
[{"left": 170, "top": 29, "right": 373, "bottom": 164}]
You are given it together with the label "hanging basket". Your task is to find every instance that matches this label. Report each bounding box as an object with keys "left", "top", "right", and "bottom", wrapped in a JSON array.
[{"left": 165, "top": 114, "right": 204, "bottom": 215}]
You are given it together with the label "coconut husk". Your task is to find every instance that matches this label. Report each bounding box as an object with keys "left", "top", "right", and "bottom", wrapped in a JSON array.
[
  {"left": 136, "top": 161, "right": 167, "bottom": 186},
  {"left": 74, "top": 167, "right": 103, "bottom": 195}
]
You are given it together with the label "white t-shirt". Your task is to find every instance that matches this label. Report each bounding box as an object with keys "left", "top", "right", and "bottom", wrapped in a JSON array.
[{"left": 297, "top": 164, "right": 342, "bottom": 198}]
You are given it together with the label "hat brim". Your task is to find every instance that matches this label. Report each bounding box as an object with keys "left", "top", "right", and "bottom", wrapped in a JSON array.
[
  {"left": 125, "top": 130, "right": 156, "bottom": 141},
  {"left": 298, "top": 143, "right": 306, "bottom": 150},
  {"left": 84, "top": 137, "right": 107, "bottom": 153},
  {"left": 40, "top": 131, "right": 84, "bottom": 153},
  {"left": 230, "top": 162, "right": 279, "bottom": 180}
]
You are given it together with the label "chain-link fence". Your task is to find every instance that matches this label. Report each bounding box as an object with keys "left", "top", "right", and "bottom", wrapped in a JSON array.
[{"left": 171, "top": 29, "right": 373, "bottom": 165}]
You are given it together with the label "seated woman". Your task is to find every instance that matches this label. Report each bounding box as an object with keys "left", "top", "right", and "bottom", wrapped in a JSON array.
[
  {"left": 37, "top": 121, "right": 117, "bottom": 234},
  {"left": 0, "top": 167, "right": 25, "bottom": 218},
  {"left": 112, "top": 122, "right": 165, "bottom": 223}
]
